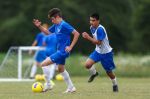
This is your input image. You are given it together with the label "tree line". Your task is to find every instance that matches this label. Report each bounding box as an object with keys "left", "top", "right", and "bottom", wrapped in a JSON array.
[{"left": 0, "top": 0, "right": 149, "bottom": 54}]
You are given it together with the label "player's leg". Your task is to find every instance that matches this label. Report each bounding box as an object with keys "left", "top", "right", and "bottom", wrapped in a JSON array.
[
  {"left": 42, "top": 52, "right": 61, "bottom": 92},
  {"left": 41, "top": 56, "right": 54, "bottom": 92},
  {"left": 44, "top": 51, "right": 76, "bottom": 93},
  {"left": 85, "top": 58, "right": 99, "bottom": 82},
  {"left": 106, "top": 71, "right": 118, "bottom": 92},
  {"left": 85, "top": 51, "right": 100, "bottom": 82},
  {"left": 30, "top": 61, "right": 39, "bottom": 78},
  {"left": 58, "top": 65, "right": 76, "bottom": 93},
  {"left": 43, "top": 64, "right": 56, "bottom": 81},
  {"left": 49, "top": 63, "right": 57, "bottom": 80},
  {"left": 101, "top": 51, "right": 118, "bottom": 92},
  {"left": 30, "top": 51, "right": 41, "bottom": 78},
  {"left": 41, "top": 57, "right": 54, "bottom": 66},
  {"left": 42, "top": 65, "right": 54, "bottom": 92},
  {"left": 43, "top": 63, "right": 56, "bottom": 91}
]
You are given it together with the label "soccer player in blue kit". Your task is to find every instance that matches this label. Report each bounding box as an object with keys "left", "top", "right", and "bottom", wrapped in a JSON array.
[
  {"left": 29, "top": 24, "right": 48, "bottom": 78},
  {"left": 33, "top": 8, "right": 80, "bottom": 93},
  {"left": 82, "top": 13, "right": 118, "bottom": 92}
]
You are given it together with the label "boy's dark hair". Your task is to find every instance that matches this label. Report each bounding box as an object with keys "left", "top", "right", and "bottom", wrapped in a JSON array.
[
  {"left": 90, "top": 13, "right": 99, "bottom": 20},
  {"left": 48, "top": 8, "right": 62, "bottom": 18}
]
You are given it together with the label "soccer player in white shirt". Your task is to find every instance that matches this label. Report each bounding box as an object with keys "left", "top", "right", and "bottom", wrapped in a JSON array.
[{"left": 82, "top": 13, "right": 118, "bottom": 92}]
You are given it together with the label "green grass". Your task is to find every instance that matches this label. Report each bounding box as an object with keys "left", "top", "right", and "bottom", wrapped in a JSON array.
[
  {"left": 0, "top": 77, "right": 150, "bottom": 99},
  {"left": 65, "top": 54, "right": 150, "bottom": 77}
]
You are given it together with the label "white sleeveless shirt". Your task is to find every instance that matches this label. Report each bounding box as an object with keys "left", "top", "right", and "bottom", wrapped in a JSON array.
[{"left": 91, "top": 24, "right": 112, "bottom": 54}]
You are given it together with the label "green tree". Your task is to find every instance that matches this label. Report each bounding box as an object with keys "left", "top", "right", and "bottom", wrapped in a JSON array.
[{"left": 130, "top": 0, "right": 150, "bottom": 53}]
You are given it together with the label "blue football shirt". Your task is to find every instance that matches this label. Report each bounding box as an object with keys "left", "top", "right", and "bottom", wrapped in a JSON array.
[
  {"left": 48, "top": 20, "right": 74, "bottom": 53},
  {"left": 35, "top": 32, "right": 46, "bottom": 46},
  {"left": 44, "top": 33, "right": 57, "bottom": 56}
]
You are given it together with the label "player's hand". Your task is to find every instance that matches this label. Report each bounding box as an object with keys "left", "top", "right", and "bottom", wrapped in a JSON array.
[
  {"left": 82, "top": 32, "right": 90, "bottom": 39},
  {"left": 65, "top": 46, "right": 72, "bottom": 53},
  {"left": 33, "top": 19, "right": 41, "bottom": 27}
]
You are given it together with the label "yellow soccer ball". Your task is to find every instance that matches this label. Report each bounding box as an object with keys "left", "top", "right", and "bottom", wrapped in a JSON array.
[
  {"left": 32, "top": 82, "right": 43, "bottom": 93},
  {"left": 41, "top": 74, "right": 46, "bottom": 81},
  {"left": 55, "top": 74, "right": 64, "bottom": 81},
  {"left": 35, "top": 74, "right": 43, "bottom": 81}
]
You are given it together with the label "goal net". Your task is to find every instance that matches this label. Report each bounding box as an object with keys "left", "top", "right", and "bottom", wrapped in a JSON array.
[{"left": 0, "top": 46, "right": 45, "bottom": 82}]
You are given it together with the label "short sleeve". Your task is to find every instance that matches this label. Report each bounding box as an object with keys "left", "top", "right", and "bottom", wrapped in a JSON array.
[
  {"left": 63, "top": 23, "right": 75, "bottom": 34},
  {"left": 97, "top": 27, "right": 106, "bottom": 40}
]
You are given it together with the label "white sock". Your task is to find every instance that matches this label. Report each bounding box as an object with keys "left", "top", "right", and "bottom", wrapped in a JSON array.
[
  {"left": 42, "top": 66, "right": 51, "bottom": 84},
  {"left": 111, "top": 77, "right": 118, "bottom": 86},
  {"left": 30, "top": 64, "right": 37, "bottom": 77},
  {"left": 89, "top": 65, "right": 96, "bottom": 75},
  {"left": 49, "top": 64, "right": 56, "bottom": 80},
  {"left": 61, "top": 70, "right": 74, "bottom": 89}
]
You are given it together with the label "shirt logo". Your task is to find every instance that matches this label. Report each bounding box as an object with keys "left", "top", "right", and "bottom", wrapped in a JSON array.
[{"left": 57, "top": 28, "right": 61, "bottom": 33}]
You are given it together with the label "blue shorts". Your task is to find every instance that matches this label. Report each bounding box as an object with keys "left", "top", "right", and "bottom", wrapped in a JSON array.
[
  {"left": 50, "top": 51, "right": 69, "bottom": 65},
  {"left": 34, "top": 50, "right": 47, "bottom": 63},
  {"left": 89, "top": 50, "right": 116, "bottom": 72}
]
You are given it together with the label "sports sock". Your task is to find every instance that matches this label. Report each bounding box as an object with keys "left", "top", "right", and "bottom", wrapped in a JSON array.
[
  {"left": 61, "top": 70, "right": 74, "bottom": 89},
  {"left": 30, "top": 64, "right": 37, "bottom": 78},
  {"left": 89, "top": 65, "right": 96, "bottom": 75},
  {"left": 111, "top": 77, "right": 118, "bottom": 86},
  {"left": 49, "top": 64, "right": 56, "bottom": 80},
  {"left": 42, "top": 66, "right": 51, "bottom": 84}
]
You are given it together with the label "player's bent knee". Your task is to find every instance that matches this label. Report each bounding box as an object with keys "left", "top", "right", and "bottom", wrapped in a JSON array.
[
  {"left": 58, "top": 66, "right": 64, "bottom": 73},
  {"left": 41, "top": 61, "right": 46, "bottom": 67},
  {"left": 106, "top": 71, "right": 115, "bottom": 79},
  {"left": 41, "top": 57, "right": 52, "bottom": 66},
  {"left": 85, "top": 63, "right": 92, "bottom": 69},
  {"left": 58, "top": 69, "right": 64, "bottom": 73},
  {"left": 41, "top": 60, "right": 48, "bottom": 66},
  {"left": 106, "top": 71, "right": 111, "bottom": 73}
]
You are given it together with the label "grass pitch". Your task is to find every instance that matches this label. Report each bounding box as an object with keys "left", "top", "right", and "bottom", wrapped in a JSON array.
[{"left": 0, "top": 77, "right": 150, "bottom": 99}]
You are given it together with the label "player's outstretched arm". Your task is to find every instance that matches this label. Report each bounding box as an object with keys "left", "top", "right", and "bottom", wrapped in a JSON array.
[
  {"left": 33, "top": 19, "right": 50, "bottom": 35},
  {"left": 65, "top": 30, "right": 80, "bottom": 52},
  {"left": 82, "top": 32, "right": 101, "bottom": 45}
]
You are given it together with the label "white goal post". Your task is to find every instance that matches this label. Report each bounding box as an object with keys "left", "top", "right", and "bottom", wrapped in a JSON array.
[{"left": 0, "top": 46, "right": 45, "bottom": 82}]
